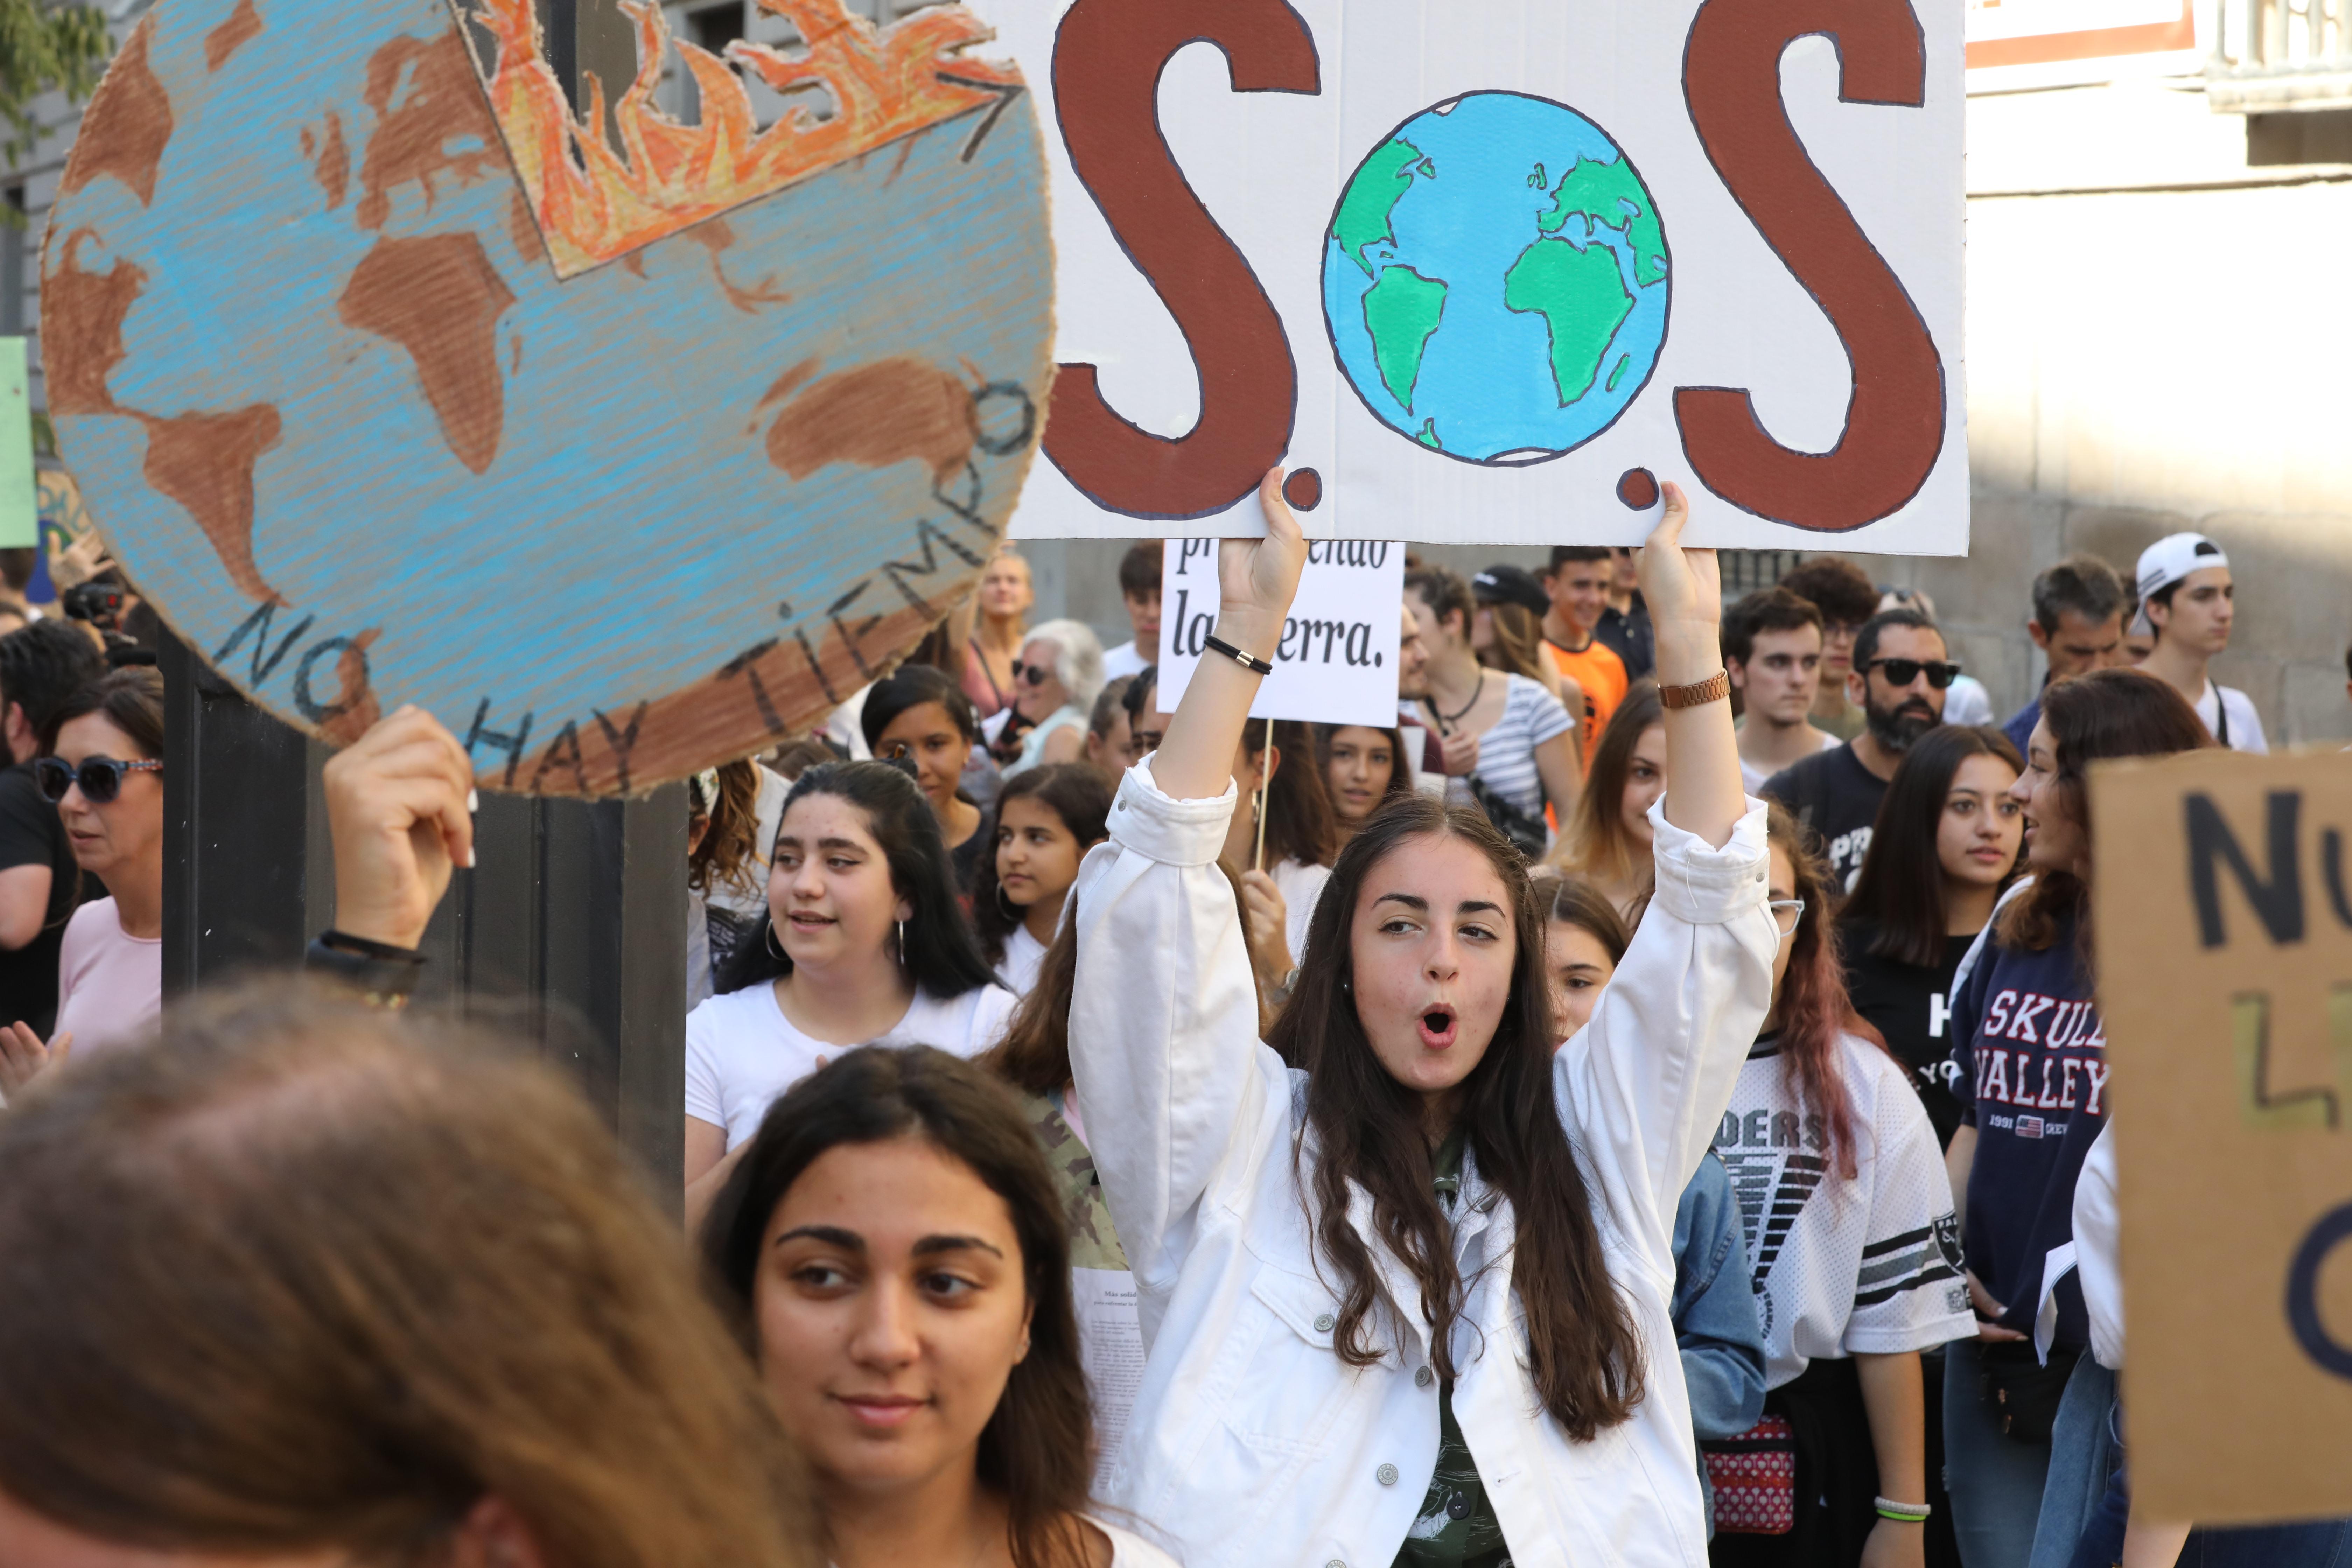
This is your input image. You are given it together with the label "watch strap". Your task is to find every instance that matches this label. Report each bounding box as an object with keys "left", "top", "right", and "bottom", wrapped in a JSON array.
[{"left": 1658, "top": 670, "right": 1731, "bottom": 711}]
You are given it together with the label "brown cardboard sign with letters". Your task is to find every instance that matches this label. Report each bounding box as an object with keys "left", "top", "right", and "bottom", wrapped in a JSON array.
[{"left": 2090, "top": 747, "right": 2352, "bottom": 1525}]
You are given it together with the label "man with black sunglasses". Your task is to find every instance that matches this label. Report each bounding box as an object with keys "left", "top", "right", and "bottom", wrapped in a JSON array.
[
  {"left": 1760, "top": 607, "right": 1954, "bottom": 888},
  {"left": 0, "top": 621, "right": 107, "bottom": 1040}
]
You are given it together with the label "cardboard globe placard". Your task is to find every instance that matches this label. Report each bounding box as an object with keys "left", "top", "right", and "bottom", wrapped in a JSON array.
[{"left": 41, "top": 0, "right": 1052, "bottom": 793}]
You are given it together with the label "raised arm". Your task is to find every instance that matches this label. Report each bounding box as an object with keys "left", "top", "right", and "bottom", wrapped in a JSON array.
[
  {"left": 1149, "top": 470, "right": 1308, "bottom": 802},
  {"left": 1070, "top": 472, "right": 1307, "bottom": 1331},
  {"left": 1558, "top": 486, "right": 1774, "bottom": 1252},
  {"left": 1646, "top": 483, "right": 1743, "bottom": 848}
]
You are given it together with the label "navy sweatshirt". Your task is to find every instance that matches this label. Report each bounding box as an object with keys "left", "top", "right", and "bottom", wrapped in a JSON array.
[{"left": 1948, "top": 905, "right": 2106, "bottom": 1346}]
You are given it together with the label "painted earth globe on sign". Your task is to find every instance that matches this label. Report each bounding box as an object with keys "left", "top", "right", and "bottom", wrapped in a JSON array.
[
  {"left": 41, "top": 0, "right": 1050, "bottom": 794},
  {"left": 1322, "top": 91, "right": 1670, "bottom": 466}
]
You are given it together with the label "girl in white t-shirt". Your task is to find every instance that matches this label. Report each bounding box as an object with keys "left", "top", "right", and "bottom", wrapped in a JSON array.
[
  {"left": 684, "top": 761, "right": 1016, "bottom": 1218},
  {"left": 972, "top": 764, "right": 1110, "bottom": 999},
  {"left": 1708, "top": 804, "right": 1974, "bottom": 1568},
  {"left": 700, "top": 1045, "right": 1179, "bottom": 1568}
]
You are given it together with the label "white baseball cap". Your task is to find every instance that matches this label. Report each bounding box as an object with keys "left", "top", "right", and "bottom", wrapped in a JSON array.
[{"left": 2132, "top": 532, "right": 2228, "bottom": 634}]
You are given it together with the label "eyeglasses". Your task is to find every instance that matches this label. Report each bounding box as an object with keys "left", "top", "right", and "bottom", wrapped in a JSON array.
[
  {"left": 1859, "top": 657, "right": 1962, "bottom": 690},
  {"left": 1767, "top": 897, "right": 1805, "bottom": 937},
  {"left": 1009, "top": 660, "right": 1052, "bottom": 686},
  {"left": 35, "top": 755, "right": 162, "bottom": 804}
]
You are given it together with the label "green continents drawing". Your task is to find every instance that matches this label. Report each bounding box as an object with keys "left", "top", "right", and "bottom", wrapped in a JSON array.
[
  {"left": 1330, "top": 136, "right": 1431, "bottom": 277},
  {"left": 1503, "top": 238, "right": 1633, "bottom": 407},
  {"left": 1363, "top": 265, "right": 1447, "bottom": 412},
  {"left": 1536, "top": 155, "right": 1667, "bottom": 286}
]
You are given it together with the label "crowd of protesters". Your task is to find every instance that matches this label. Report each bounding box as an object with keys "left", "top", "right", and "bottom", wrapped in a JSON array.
[{"left": 0, "top": 496, "right": 2337, "bottom": 1568}]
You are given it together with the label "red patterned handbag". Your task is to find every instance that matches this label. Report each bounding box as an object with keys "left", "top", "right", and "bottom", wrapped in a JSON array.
[{"left": 1701, "top": 1414, "right": 1796, "bottom": 1534}]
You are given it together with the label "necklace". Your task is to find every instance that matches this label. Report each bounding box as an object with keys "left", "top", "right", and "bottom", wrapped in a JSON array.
[{"left": 1426, "top": 669, "right": 1486, "bottom": 730}]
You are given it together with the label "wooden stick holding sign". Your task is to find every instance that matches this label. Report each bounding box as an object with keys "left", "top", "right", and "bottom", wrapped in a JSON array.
[{"left": 1254, "top": 715, "right": 1273, "bottom": 873}]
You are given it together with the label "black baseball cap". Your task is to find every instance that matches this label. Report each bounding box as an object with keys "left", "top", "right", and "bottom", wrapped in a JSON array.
[{"left": 1472, "top": 564, "right": 1549, "bottom": 618}]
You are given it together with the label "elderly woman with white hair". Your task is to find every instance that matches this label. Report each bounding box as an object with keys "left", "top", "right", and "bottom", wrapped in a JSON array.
[{"left": 1001, "top": 617, "right": 1106, "bottom": 772}]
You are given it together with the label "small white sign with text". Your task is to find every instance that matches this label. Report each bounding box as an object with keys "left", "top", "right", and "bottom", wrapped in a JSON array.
[{"left": 1156, "top": 538, "right": 1405, "bottom": 727}]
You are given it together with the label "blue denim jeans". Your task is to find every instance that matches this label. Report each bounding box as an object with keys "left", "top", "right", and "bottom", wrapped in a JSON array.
[
  {"left": 2053, "top": 1377, "right": 2352, "bottom": 1568},
  {"left": 1944, "top": 1338, "right": 2051, "bottom": 1568},
  {"left": 2029, "top": 1357, "right": 2119, "bottom": 1568}
]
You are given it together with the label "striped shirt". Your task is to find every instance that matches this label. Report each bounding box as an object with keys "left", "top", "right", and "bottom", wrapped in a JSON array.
[
  {"left": 1714, "top": 1031, "right": 1975, "bottom": 1388},
  {"left": 1405, "top": 673, "right": 1574, "bottom": 821}
]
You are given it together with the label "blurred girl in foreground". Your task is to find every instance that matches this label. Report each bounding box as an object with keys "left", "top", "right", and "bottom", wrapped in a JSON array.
[{"left": 704, "top": 1046, "right": 1178, "bottom": 1568}]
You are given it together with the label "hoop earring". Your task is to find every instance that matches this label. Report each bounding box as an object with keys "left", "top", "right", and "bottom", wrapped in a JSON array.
[
  {"left": 897, "top": 919, "right": 908, "bottom": 965},
  {"left": 994, "top": 881, "right": 1018, "bottom": 921},
  {"left": 764, "top": 919, "right": 786, "bottom": 962}
]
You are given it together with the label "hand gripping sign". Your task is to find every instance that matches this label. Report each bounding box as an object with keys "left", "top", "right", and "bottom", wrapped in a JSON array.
[
  {"left": 997, "top": 0, "right": 1967, "bottom": 551},
  {"left": 41, "top": 0, "right": 1053, "bottom": 793},
  {"left": 1155, "top": 536, "right": 1404, "bottom": 727}
]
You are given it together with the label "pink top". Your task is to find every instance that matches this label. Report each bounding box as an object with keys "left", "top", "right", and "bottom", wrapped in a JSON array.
[
  {"left": 55, "top": 898, "right": 161, "bottom": 1057},
  {"left": 962, "top": 639, "right": 1012, "bottom": 720}
]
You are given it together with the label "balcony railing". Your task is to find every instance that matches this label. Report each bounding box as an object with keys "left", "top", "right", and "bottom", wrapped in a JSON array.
[{"left": 2208, "top": 0, "right": 2352, "bottom": 112}]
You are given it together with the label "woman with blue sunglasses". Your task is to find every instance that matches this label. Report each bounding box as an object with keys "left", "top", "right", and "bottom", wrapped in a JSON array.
[{"left": 1, "top": 668, "right": 163, "bottom": 1082}]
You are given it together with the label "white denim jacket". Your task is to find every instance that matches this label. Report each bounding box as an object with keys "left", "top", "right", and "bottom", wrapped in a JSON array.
[{"left": 1069, "top": 764, "right": 1776, "bottom": 1568}]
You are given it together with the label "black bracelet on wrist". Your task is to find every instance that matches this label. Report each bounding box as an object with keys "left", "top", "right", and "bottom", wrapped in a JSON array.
[
  {"left": 1203, "top": 634, "right": 1275, "bottom": 677},
  {"left": 316, "top": 928, "right": 427, "bottom": 963},
  {"left": 306, "top": 930, "right": 427, "bottom": 1009}
]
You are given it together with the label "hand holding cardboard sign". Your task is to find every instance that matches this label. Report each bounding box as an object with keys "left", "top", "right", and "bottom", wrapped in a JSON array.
[
  {"left": 1641, "top": 483, "right": 1744, "bottom": 849},
  {"left": 1212, "top": 469, "right": 1311, "bottom": 663},
  {"left": 1635, "top": 481, "right": 1724, "bottom": 685},
  {"left": 323, "top": 707, "right": 477, "bottom": 951}
]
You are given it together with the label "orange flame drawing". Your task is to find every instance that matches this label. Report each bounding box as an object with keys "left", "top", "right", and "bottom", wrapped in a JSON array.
[{"left": 476, "top": 0, "right": 1022, "bottom": 278}]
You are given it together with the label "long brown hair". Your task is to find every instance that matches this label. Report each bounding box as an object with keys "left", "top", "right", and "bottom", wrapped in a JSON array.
[
  {"left": 45, "top": 663, "right": 163, "bottom": 756},
  {"left": 1478, "top": 599, "right": 1552, "bottom": 685},
  {"left": 972, "top": 764, "right": 1112, "bottom": 967},
  {"left": 704, "top": 1046, "right": 1094, "bottom": 1568},
  {"left": 989, "top": 859, "right": 1267, "bottom": 1096},
  {"left": 1546, "top": 875, "right": 1632, "bottom": 967},
  {"left": 1242, "top": 719, "right": 1339, "bottom": 870},
  {"left": 716, "top": 761, "right": 999, "bottom": 999},
  {"left": 1553, "top": 680, "right": 1664, "bottom": 885},
  {"left": 0, "top": 984, "right": 813, "bottom": 1567},
  {"left": 1841, "top": 725, "right": 2023, "bottom": 967},
  {"left": 1266, "top": 794, "right": 1645, "bottom": 1440},
  {"left": 1764, "top": 801, "right": 1873, "bottom": 1179},
  {"left": 1997, "top": 667, "right": 2211, "bottom": 953},
  {"left": 690, "top": 760, "right": 765, "bottom": 895}
]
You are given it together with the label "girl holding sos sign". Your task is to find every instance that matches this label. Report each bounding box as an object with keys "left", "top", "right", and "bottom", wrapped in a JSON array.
[{"left": 1067, "top": 469, "right": 1774, "bottom": 1566}]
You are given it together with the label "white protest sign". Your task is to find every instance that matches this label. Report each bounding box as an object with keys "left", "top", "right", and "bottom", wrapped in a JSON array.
[
  {"left": 994, "top": 0, "right": 1966, "bottom": 552},
  {"left": 1156, "top": 538, "right": 1403, "bottom": 726}
]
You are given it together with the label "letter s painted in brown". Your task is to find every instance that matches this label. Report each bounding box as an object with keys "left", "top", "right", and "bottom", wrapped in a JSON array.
[
  {"left": 1676, "top": 0, "right": 1945, "bottom": 531},
  {"left": 1046, "top": 0, "right": 1319, "bottom": 520}
]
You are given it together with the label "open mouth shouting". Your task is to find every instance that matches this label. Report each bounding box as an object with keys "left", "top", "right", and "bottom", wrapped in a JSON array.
[{"left": 1418, "top": 1006, "right": 1458, "bottom": 1051}]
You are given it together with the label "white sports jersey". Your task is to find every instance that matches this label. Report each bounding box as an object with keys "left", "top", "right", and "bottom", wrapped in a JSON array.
[{"left": 1713, "top": 1032, "right": 1975, "bottom": 1387}]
